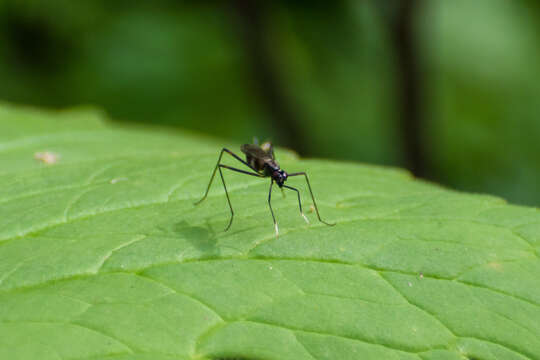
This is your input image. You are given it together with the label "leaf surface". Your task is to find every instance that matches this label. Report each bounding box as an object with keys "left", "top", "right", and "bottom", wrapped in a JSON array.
[{"left": 1, "top": 103, "right": 540, "bottom": 360}]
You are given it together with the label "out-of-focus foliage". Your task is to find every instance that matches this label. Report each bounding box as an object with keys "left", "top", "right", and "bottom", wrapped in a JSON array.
[
  {"left": 0, "top": 0, "right": 539, "bottom": 206},
  {"left": 421, "top": 0, "right": 540, "bottom": 205},
  {"left": 0, "top": 1, "right": 264, "bottom": 141}
]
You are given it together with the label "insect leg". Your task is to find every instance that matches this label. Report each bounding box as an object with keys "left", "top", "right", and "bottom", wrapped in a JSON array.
[
  {"left": 216, "top": 166, "right": 234, "bottom": 231},
  {"left": 218, "top": 165, "right": 263, "bottom": 231},
  {"left": 194, "top": 148, "right": 258, "bottom": 206},
  {"left": 219, "top": 165, "right": 264, "bottom": 177},
  {"left": 282, "top": 185, "right": 309, "bottom": 224},
  {"left": 267, "top": 180, "right": 278, "bottom": 237},
  {"left": 222, "top": 148, "right": 258, "bottom": 171},
  {"left": 288, "top": 172, "right": 335, "bottom": 226}
]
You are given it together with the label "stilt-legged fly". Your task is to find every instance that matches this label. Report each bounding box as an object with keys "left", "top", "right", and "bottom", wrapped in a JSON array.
[{"left": 194, "top": 141, "right": 335, "bottom": 237}]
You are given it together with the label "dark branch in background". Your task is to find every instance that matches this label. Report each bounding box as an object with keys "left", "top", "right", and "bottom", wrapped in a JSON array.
[
  {"left": 230, "top": 0, "right": 308, "bottom": 155},
  {"left": 380, "top": 0, "right": 428, "bottom": 178}
]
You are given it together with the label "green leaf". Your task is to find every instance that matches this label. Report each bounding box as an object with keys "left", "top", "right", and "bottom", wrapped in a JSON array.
[{"left": 1, "top": 102, "right": 539, "bottom": 360}]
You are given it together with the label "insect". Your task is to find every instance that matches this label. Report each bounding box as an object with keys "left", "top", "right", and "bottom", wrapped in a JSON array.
[{"left": 194, "top": 141, "right": 335, "bottom": 236}]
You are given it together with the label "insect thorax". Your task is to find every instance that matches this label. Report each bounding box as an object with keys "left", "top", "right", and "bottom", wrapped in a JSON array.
[{"left": 263, "top": 160, "right": 280, "bottom": 175}]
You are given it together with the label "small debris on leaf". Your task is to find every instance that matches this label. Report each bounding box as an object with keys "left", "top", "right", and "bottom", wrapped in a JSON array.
[{"left": 34, "top": 151, "right": 59, "bottom": 164}]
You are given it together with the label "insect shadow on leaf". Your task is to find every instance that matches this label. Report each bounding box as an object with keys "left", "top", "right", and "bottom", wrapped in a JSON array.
[
  {"left": 170, "top": 220, "right": 220, "bottom": 255},
  {"left": 194, "top": 142, "right": 335, "bottom": 237}
]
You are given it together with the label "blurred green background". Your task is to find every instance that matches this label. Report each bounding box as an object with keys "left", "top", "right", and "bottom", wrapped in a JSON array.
[{"left": 1, "top": 0, "right": 539, "bottom": 206}]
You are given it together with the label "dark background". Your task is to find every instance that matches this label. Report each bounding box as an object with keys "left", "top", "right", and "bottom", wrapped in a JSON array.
[{"left": 1, "top": 0, "right": 539, "bottom": 206}]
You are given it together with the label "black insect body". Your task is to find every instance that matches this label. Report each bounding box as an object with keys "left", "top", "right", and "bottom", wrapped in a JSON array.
[{"left": 194, "top": 142, "right": 335, "bottom": 237}]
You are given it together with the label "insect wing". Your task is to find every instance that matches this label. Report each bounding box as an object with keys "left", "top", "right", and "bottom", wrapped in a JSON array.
[{"left": 241, "top": 144, "right": 272, "bottom": 161}]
